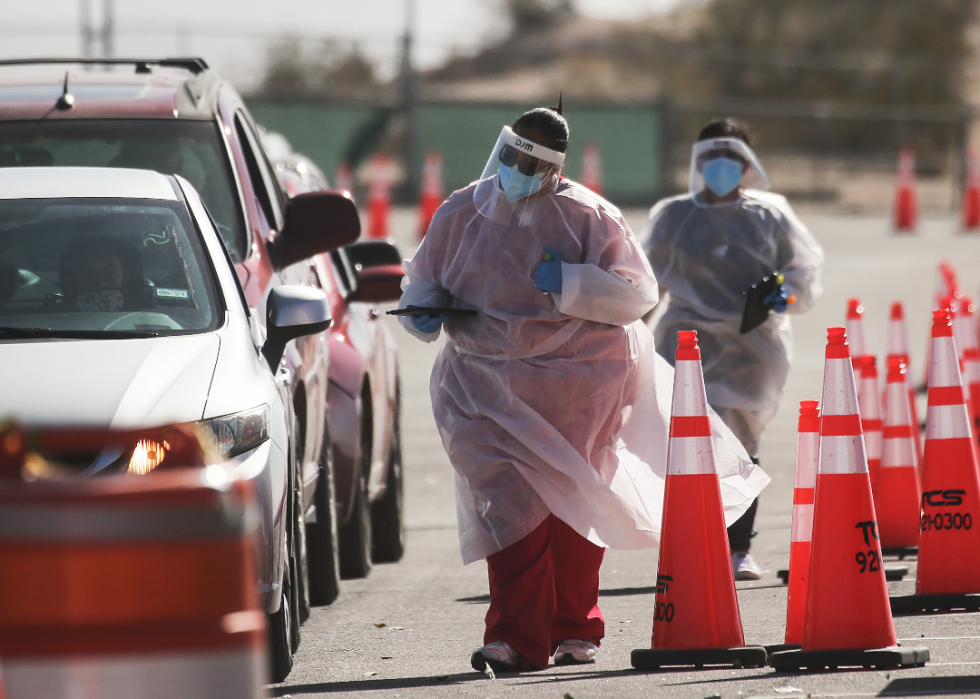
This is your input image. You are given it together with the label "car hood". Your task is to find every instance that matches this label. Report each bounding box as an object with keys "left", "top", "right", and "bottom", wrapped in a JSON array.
[{"left": 0, "top": 334, "right": 220, "bottom": 428}]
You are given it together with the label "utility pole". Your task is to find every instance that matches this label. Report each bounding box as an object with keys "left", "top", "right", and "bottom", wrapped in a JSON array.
[
  {"left": 101, "top": 0, "right": 114, "bottom": 59},
  {"left": 80, "top": 0, "right": 95, "bottom": 59},
  {"left": 399, "top": 0, "right": 419, "bottom": 203}
]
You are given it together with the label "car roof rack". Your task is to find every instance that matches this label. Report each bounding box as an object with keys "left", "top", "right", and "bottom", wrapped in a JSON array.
[{"left": 0, "top": 58, "right": 209, "bottom": 75}]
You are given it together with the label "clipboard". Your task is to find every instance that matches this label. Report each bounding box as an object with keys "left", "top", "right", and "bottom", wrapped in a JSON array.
[
  {"left": 739, "top": 273, "right": 781, "bottom": 334},
  {"left": 386, "top": 307, "right": 478, "bottom": 318}
]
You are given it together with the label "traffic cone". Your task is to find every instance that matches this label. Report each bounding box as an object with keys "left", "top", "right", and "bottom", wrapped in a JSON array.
[
  {"left": 769, "top": 327, "right": 929, "bottom": 670},
  {"left": 846, "top": 298, "right": 870, "bottom": 369},
  {"left": 935, "top": 261, "right": 959, "bottom": 311},
  {"left": 367, "top": 153, "right": 391, "bottom": 240},
  {"left": 858, "top": 356, "right": 884, "bottom": 491},
  {"left": 417, "top": 150, "right": 443, "bottom": 240},
  {"left": 783, "top": 401, "right": 820, "bottom": 649},
  {"left": 580, "top": 142, "right": 603, "bottom": 195},
  {"left": 335, "top": 161, "right": 354, "bottom": 199},
  {"left": 631, "top": 331, "right": 767, "bottom": 671},
  {"left": 952, "top": 296, "right": 980, "bottom": 435},
  {"left": 891, "top": 310, "right": 980, "bottom": 613},
  {"left": 963, "top": 148, "right": 980, "bottom": 232},
  {"left": 894, "top": 147, "right": 918, "bottom": 233},
  {"left": 875, "top": 356, "right": 922, "bottom": 551},
  {"left": 887, "top": 302, "right": 923, "bottom": 466}
]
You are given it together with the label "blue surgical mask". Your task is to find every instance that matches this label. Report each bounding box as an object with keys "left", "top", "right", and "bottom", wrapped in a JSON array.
[
  {"left": 498, "top": 164, "right": 546, "bottom": 202},
  {"left": 701, "top": 157, "right": 743, "bottom": 197}
]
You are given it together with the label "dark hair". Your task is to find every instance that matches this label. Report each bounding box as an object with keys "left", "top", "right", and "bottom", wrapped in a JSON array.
[
  {"left": 697, "top": 118, "right": 752, "bottom": 146},
  {"left": 512, "top": 98, "right": 569, "bottom": 153}
]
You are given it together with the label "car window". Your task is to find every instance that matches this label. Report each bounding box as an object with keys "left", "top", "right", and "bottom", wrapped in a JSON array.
[
  {"left": 0, "top": 197, "right": 222, "bottom": 336},
  {"left": 0, "top": 120, "right": 248, "bottom": 263},
  {"left": 234, "top": 112, "right": 284, "bottom": 232}
]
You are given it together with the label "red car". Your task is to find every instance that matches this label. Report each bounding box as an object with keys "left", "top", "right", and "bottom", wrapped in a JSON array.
[
  {"left": 268, "top": 140, "right": 406, "bottom": 579},
  {"left": 0, "top": 57, "right": 356, "bottom": 681}
]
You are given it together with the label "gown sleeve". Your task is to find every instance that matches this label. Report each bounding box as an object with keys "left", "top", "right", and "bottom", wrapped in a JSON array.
[
  {"left": 768, "top": 194, "right": 824, "bottom": 315},
  {"left": 555, "top": 208, "right": 659, "bottom": 325}
]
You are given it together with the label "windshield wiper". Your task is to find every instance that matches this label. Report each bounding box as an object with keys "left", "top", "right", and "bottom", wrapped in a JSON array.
[{"left": 0, "top": 327, "right": 160, "bottom": 339}]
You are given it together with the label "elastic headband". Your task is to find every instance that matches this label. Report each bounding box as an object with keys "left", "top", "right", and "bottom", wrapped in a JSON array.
[{"left": 499, "top": 126, "right": 566, "bottom": 168}]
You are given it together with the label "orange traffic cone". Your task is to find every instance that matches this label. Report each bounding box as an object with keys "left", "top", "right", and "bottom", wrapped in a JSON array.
[
  {"left": 935, "top": 261, "right": 959, "bottom": 311},
  {"left": 770, "top": 327, "right": 929, "bottom": 670},
  {"left": 631, "top": 331, "right": 767, "bottom": 671},
  {"left": 367, "top": 153, "right": 391, "bottom": 240},
  {"left": 952, "top": 296, "right": 980, "bottom": 434},
  {"left": 581, "top": 142, "right": 603, "bottom": 195},
  {"left": 887, "top": 302, "right": 923, "bottom": 465},
  {"left": 891, "top": 310, "right": 980, "bottom": 613},
  {"left": 875, "top": 356, "right": 922, "bottom": 551},
  {"left": 894, "top": 147, "right": 918, "bottom": 233},
  {"left": 963, "top": 148, "right": 980, "bottom": 232},
  {"left": 335, "top": 161, "right": 354, "bottom": 199},
  {"left": 417, "top": 150, "right": 443, "bottom": 239},
  {"left": 846, "top": 298, "right": 870, "bottom": 369},
  {"left": 858, "top": 356, "right": 884, "bottom": 491},
  {"left": 783, "top": 401, "right": 820, "bottom": 648}
]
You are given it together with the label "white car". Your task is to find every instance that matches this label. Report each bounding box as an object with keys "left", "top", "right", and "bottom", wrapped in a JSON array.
[{"left": 0, "top": 166, "right": 338, "bottom": 676}]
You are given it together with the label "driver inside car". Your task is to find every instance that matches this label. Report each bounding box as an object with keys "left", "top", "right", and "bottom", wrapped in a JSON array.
[{"left": 59, "top": 236, "right": 145, "bottom": 312}]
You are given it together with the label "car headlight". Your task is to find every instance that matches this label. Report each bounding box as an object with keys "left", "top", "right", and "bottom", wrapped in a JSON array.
[{"left": 196, "top": 405, "right": 271, "bottom": 459}]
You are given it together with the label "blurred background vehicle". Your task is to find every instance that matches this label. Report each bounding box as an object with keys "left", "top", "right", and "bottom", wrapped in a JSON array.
[
  {"left": 0, "top": 166, "right": 338, "bottom": 682},
  {"left": 263, "top": 130, "right": 406, "bottom": 579}
]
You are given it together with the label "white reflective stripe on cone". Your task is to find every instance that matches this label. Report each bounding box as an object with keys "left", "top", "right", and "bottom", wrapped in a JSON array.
[
  {"left": 846, "top": 318, "right": 867, "bottom": 358},
  {"left": 791, "top": 502, "right": 814, "bottom": 543},
  {"left": 795, "top": 432, "right": 819, "bottom": 490},
  {"left": 4, "top": 650, "right": 266, "bottom": 699},
  {"left": 882, "top": 436, "right": 917, "bottom": 468},
  {"left": 865, "top": 430, "right": 883, "bottom": 460},
  {"left": 925, "top": 404, "right": 973, "bottom": 440},
  {"left": 884, "top": 382, "right": 913, "bottom": 426},
  {"left": 821, "top": 358, "right": 859, "bottom": 415},
  {"left": 670, "top": 360, "right": 709, "bottom": 417},
  {"left": 819, "top": 435, "right": 869, "bottom": 474},
  {"left": 667, "top": 436, "right": 716, "bottom": 475},
  {"left": 929, "top": 336, "right": 963, "bottom": 388},
  {"left": 887, "top": 319, "right": 906, "bottom": 357}
]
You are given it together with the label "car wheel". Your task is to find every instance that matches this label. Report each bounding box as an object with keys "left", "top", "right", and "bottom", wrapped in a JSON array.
[
  {"left": 268, "top": 537, "right": 296, "bottom": 683},
  {"left": 371, "top": 388, "right": 404, "bottom": 563},
  {"left": 307, "top": 417, "right": 341, "bottom": 605},
  {"left": 338, "top": 413, "right": 373, "bottom": 580}
]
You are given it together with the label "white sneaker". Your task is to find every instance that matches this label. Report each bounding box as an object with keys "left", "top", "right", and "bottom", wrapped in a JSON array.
[
  {"left": 732, "top": 552, "right": 762, "bottom": 581},
  {"left": 553, "top": 639, "right": 599, "bottom": 665},
  {"left": 471, "top": 641, "right": 529, "bottom": 673}
]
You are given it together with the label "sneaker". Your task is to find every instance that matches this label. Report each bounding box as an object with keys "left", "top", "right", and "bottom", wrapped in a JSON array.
[
  {"left": 470, "top": 641, "right": 532, "bottom": 673},
  {"left": 553, "top": 639, "right": 599, "bottom": 665},
  {"left": 732, "top": 551, "right": 762, "bottom": 581}
]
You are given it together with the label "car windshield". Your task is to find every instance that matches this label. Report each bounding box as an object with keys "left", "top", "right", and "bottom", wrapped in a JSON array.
[
  {"left": 0, "top": 197, "right": 222, "bottom": 337},
  {"left": 0, "top": 120, "right": 247, "bottom": 262}
]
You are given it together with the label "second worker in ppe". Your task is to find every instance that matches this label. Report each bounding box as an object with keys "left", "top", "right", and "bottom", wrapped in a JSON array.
[
  {"left": 398, "top": 106, "right": 769, "bottom": 674},
  {"left": 644, "top": 118, "right": 824, "bottom": 581}
]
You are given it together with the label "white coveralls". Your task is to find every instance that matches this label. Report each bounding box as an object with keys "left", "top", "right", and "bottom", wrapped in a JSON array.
[
  {"left": 644, "top": 189, "right": 824, "bottom": 455},
  {"left": 399, "top": 175, "right": 769, "bottom": 564}
]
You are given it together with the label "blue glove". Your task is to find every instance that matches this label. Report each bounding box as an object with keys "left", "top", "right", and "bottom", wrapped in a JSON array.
[
  {"left": 534, "top": 247, "right": 563, "bottom": 294},
  {"left": 408, "top": 305, "right": 448, "bottom": 334},
  {"left": 763, "top": 286, "right": 790, "bottom": 313}
]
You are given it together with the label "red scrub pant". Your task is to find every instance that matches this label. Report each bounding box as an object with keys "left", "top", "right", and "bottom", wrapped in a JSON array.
[{"left": 484, "top": 514, "right": 605, "bottom": 669}]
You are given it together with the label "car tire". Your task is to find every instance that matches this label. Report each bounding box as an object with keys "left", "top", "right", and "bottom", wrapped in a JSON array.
[
  {"left": 371, "top": 388, "right": 404, "bottom": 564},
  {"left": 307, "top": 417, "right": 341, "bottom": 605},
  {"left": 339, "top": 412, "right": 373, "bottom": 580},
  {"left": 268, "top": 534, "right": 296, "bottom": 683}
]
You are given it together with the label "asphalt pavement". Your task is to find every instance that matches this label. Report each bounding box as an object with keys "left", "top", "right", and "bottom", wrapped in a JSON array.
[{"left": 273, "top": 208, "right": 980, "bottom": 699}]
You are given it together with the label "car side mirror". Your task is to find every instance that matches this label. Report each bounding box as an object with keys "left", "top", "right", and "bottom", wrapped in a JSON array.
[
  {"left": 268, "top": 190, "right": 361, "bottom": 270},
  {"left": 345, "top": 240, "right": 402, "bottom": 269},
  {"left": 349, "top": 264, "right": 404, "bottom": 304},
  {"left": 263, "top": 285, "right": 332, "bottom": 370}
]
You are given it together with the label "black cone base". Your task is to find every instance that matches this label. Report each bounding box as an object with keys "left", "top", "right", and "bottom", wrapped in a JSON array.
[
  {"left": 884, "top": 564, "right": 909, "bottom": 581},
  {"left": 764, "top": 643, "right": 801, "bottom": 655},
  {"left": 891, "top": 593, "right": 980, "bottom": 614},
  {"left": 769, "top": 646, "right": 929, "bottom": 671},
  {"left": 631, "top": 646, "right": 768, "bottom": 671},
  {"left": 777, "top": 569, "right": 789, "bottom": 585}
]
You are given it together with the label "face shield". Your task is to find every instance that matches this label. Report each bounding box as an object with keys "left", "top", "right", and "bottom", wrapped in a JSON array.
[
  {"left": 475, "top": 126, "right": 566, "bottom": 227},
  {"left": 688, "top": 137, "right": 769, "bottom": 197}
]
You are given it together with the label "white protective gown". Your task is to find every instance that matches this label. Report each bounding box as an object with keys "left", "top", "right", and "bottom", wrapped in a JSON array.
[
  {"left": 645, "top": 189, "right": 824, "bottom": 454},
  {"left": 401, "top": 176, "right": 769, "bottom": 564}
]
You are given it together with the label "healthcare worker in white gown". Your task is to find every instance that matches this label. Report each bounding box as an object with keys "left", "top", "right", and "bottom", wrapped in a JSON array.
[
  {"left": 645, "top": 118, "right": 823, "bottom": 581},
  {"left": 398, "top": 106, "right": 769, "bottom": 673}
]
